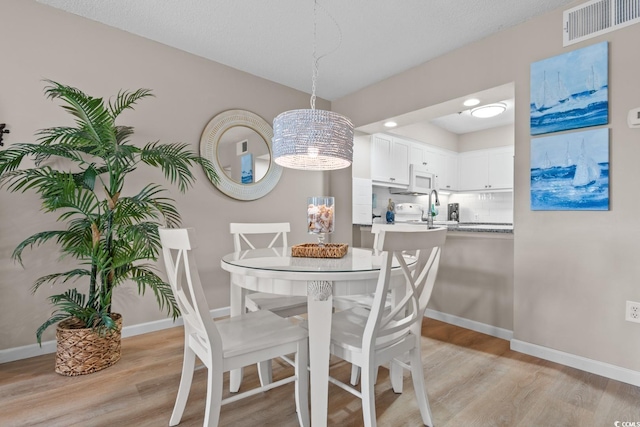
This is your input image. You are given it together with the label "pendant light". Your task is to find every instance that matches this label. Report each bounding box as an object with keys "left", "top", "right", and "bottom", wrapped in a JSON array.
[{"left": 272, "top": 0, "right": 354, "bottom": 171}]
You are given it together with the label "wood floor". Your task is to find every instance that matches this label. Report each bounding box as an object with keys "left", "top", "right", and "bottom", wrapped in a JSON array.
[{"left": 1, "top": 318, "right": 639, "bottom": 427}]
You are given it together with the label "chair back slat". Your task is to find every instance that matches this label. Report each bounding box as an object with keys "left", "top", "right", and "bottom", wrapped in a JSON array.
[
  {"left": 363, "top": 227, "right": 447, "bottom": 352},
  {"left": 230, "top": 222, "right": 290, "bottom": 252}
]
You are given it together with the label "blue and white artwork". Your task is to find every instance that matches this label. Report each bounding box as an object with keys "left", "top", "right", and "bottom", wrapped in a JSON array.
[
  {"left": 240, "top": 153, "right": 254, "bottom": 184},
  {"left": 530, "top": 42, "right": 608, "bottom": 135},
  {"left": 531, "top": 128, "right": 609, "bottom": 211}
]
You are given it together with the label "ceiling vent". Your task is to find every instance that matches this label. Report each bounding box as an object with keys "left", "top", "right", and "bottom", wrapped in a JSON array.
[{"left": 563, "top": 0, "right": 640, "bottom": 46}]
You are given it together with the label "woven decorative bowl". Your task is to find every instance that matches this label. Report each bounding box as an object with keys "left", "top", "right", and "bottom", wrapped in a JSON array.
[
  {"left": 55, "top": 313, "right": 122, "bottom": 376},
  {"left": 291, "top": 243, "right": 348, "bottom": 258}
]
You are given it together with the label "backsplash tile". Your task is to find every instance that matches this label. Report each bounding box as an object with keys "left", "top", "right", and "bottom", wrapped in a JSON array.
[{"left": 372, "top": 186, "right": 513, "bottom": 223}]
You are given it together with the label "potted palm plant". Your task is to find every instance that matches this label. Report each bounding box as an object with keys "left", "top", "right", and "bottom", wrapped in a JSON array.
[{"left": 0, "top": 80, "right": 217, "bottom": 375}]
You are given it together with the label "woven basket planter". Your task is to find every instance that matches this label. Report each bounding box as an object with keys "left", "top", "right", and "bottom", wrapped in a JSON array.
[{"left": 55, "top": 313, "right": 122, "bottom": 376}]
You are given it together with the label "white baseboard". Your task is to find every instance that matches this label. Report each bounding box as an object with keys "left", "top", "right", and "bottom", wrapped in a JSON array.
[
  {"left": 425, "top": 310, "right": 640, "bottom": 387},
  {"left": 511, "top": 339, "right": 640, "bottom": 388},
  {"left": 424, "top": 309, "right": 514, "bottom": 341},
  {"left": 0, "top": 307, "right": 230, "bottom": 364}
]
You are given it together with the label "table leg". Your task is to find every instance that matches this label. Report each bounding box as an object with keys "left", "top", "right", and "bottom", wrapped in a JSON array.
[
  {"left": 307, "top": 280, "right": 333, "bottom": 427},
  {"left": 229, "top": 278, "right": 245, "bottom": 393}
]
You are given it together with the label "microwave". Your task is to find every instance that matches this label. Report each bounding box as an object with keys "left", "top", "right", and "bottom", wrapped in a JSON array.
[{"left": 390, "top": 164, "right": 435, "bottom": 195}]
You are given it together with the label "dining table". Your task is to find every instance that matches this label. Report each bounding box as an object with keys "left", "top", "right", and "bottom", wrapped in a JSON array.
[{"left": 220, "top": 245, "right": 409, "bottom": 427}]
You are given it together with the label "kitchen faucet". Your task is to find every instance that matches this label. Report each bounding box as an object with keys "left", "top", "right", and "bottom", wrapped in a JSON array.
[{"left": 426, "top": 189, "right": 440, "bottom": 227}]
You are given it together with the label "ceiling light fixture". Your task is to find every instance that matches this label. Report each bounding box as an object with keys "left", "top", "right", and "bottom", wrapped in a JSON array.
[
  {"left": 463, "top": 98, "right": 480, "bottom": 107},
  {"left": 383, "top": 121, "right": 397, "bottom": 128},
  {"left": 272, "top": 0, "right": 354, "bottom": 171},
  {"left": 470, "top": 102, "right": 507, "bottom": 118}
]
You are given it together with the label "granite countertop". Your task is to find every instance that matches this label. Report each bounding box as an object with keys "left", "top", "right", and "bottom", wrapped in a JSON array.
[
  {"left": 444, "top": 222, "right": 513, "bottom": 233},
  {"left": 362, "top": 221, "right": 513, "bottom": 234}
]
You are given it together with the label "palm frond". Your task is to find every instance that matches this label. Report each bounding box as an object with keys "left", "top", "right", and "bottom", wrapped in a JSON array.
[
  {"left": 36, "top": 313, "right": 71, "bottom": 345},
  {"left": 139, "top": 141, "right": 217, "bottom": 192},
  {"left": 43, "top": 79, "right": 115, "bottom": 149},
  {"left": 12, "top": 230, "right": 70, "bottom": 265},
  {"left": 108, "top": 88, "right": 154, "bottom": 118},
  {"left": 0, "top": 143, "right": 50, "bottom": 175},
  {"left": 32, "top": 269, "right": 92, "bottom": 293},
  {"left": 130, "top": 265, "right": 180, "bottom": 320}
]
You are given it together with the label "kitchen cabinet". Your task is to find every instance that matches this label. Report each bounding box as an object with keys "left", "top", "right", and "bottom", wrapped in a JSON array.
[
  {"left": 440, "top": 151, "right": 458, "bottom": 191},
  {"left": 371, "top": 134, "right": 410, "bottom": 186},
  {"left": 458, "top": 146, "right": 514, "bottom": 191}
]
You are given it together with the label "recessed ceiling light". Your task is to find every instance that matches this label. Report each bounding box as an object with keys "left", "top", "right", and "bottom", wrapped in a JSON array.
[
  {"left": 383, "top": 121, "right": 397, "bottom": 128},
  {"left": 463, "top": 98, "right": 480, "bottom": 107},
  {"left": 470, "top": 102, "right": 507, "bottom": 118}
]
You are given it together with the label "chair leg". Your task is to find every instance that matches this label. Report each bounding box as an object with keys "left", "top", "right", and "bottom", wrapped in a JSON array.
[
  {"left": 350, "top": 364, "right": 360, "bottom": 385},
  {"left": 257, "top": 360, "right": 273, "bottom": 386},
  {"left": 390, "top": 359, "right": 403, "bottom": 393},
  {"left": 295, "top": 340, "right": 310, "bottom": 427},
  {"left": 360, "top": 361, "right": 378, "bottom": 427},
  {"left": 409, "top": 347, "right": 433, "bottom": 427},
  {"left": 170, "top": 347, "right": 196, "bottom": 426},
  {"left": 204, "top": 361, "right": 224, "bottom": 427}
]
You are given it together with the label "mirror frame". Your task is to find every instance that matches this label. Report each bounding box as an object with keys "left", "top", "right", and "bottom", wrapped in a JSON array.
[{"left": 200, "top": 109, "right": 283, "bottom": 201}]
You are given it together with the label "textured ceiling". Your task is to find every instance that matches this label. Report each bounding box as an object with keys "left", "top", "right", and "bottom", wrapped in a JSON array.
[{"left": 36, "top": 0, "right": 575, "bottom": 102}]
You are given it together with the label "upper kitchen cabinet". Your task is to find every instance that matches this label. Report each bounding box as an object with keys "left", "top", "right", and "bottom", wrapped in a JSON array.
[
  {"left": 440, "top": 151, "right": 458, "bottom": 191},
  {"left": 458, "top": 146, "right": 514, "bottom": 191},
  {"left": 371, "top": 134, "right": 410, "bottom": 186}
]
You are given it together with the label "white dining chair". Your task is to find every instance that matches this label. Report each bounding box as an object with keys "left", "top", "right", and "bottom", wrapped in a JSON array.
[
  {"left": 229, "top": 222, "right": 309, "bottom": 387},
  {"left": 230, "top": 222, "right": 308, "bottom": 318},
  {"left": 327, "top": 226, "right": 447, "bottom": 427},
  {"left": 332, "top": 222, "right": 395, "bottom": 386},
  {"left": 159, "top": 227, "right": 310, "bottom": 427}
]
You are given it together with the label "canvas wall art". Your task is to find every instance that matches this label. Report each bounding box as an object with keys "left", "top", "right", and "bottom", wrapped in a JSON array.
[
  {"left": 240, "top": 153, "right": 254, "bottom": 184},
  {"left": 531, "top": 127, "right": 609, "bottom": 211},
  {"left": 530, "top": 41, "right": 608, "bottom": 135}
]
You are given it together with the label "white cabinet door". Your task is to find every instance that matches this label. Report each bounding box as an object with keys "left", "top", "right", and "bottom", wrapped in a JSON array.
[
  {"left": 458, "top": 151, "right": 488, "bottom": 191},
  {"left": 488, "top": 147, "right": 514, "bottom": 190},
  {"left": 440, "top": 151, "right": 458, "bottom": 191},
  {"left": 458, "top": 146, "right": 513, "bottom": 190},
  {"left": 410, "top": 144, "right": 428, "bottom": 168},
  {"left": 371, "top": 134, "right": 410, "bottom": 186}
]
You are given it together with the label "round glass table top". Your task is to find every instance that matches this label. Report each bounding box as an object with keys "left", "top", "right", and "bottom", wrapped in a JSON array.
[{"left": 221, "top": 247, "right": 414, "bottom": 273}]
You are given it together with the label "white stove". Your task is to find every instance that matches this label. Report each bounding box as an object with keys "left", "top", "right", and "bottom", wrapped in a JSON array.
[{"left": 394, "top": 203, "right": 425, "bottom": 222}]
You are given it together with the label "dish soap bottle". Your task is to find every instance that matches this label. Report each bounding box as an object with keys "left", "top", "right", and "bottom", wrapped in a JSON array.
[{"left": 386, "top": 199, "right": 395, "bottom": 224}]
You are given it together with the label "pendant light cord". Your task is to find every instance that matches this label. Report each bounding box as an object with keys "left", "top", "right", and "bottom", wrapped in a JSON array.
[{"left": 310, "top": 0, "right": 342, "bottom": 110}]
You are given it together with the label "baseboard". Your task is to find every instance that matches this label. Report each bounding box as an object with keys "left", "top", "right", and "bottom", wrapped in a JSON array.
[
  {"left": 0, "top": 307, "right": 230, "bottom": 364},
  {"left": 424, "top": 309, "right": 514, "bottom": 341},
  {"left": 511, "top": 339, "right": 640, "bottom": 387}
]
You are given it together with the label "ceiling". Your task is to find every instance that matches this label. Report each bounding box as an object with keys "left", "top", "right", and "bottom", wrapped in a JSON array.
[{"left": 37, "top": 0, "right": 575, "bottom": 134}]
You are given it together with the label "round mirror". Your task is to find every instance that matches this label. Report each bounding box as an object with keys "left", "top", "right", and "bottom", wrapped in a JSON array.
[{"left": 200, "top": 110, "right": 283, "bottom": 200}]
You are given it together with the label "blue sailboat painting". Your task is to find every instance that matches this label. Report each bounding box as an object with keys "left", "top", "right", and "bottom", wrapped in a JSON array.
[
  {"left": 531, "top": 128, "right": 609, "bottom": 211},
  {"left": 530, "top": 42, "right": 608, "bottom": 135}
]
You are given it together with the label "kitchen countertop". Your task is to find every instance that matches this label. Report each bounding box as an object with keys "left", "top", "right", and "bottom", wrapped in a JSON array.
[{"left": 362, "top": 221, "right": 513, "bottom": 234}]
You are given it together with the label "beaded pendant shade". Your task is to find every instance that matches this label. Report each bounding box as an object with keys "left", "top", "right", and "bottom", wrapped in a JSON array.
[{"left": 272, "top": 0, "right": 354, "bottom": 171}]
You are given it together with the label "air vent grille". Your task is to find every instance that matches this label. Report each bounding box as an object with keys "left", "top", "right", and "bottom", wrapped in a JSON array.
[{"left": 563, "top": 0, "right": 640, "bottom": 46}]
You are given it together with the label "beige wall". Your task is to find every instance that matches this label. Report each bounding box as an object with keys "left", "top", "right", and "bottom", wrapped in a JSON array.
[
  {"left": 0, "top": 0, "right": 337, "bottom": 349},
  {"left": 458, "top": 124, "right": 514, "bottom": 152},
  {"left": 333, "top": 2, "right": 640, "bottom": 374}
]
